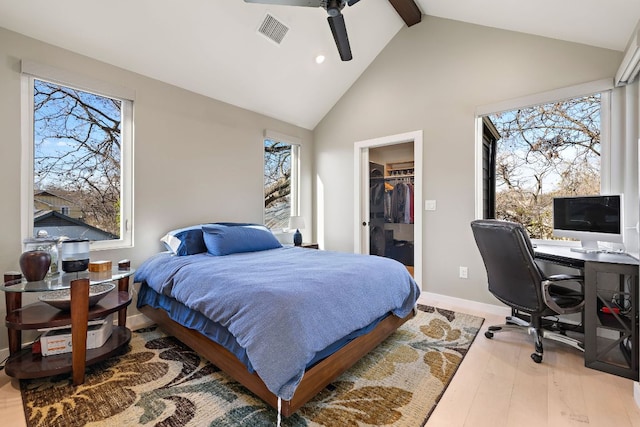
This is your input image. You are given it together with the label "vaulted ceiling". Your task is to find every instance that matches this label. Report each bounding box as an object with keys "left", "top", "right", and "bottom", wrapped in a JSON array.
[{"left": 0, "top": 0, "right": 639, "bottom": 130}]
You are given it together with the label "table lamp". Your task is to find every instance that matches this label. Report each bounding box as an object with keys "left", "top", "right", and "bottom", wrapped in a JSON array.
[{"left": 289, "top": 216, "right": 305, "bottom": 246}]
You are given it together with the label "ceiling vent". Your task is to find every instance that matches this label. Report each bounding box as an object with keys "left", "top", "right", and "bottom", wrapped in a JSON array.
[{"left": 258, "top": 13, "right": 289, "bottom": 45}]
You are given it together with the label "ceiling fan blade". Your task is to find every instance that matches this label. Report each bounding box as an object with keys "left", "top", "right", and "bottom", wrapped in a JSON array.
[
  {"left": 347, "top": 0, "right": 361, "bottom": 5},
  {"left": 244, "top": 0, "right": 324, "bottom": 7},
  {"left": 388, "top": 0, "right": 422, "bottom": 27},
  {"left": 328, "top": 13, "right": 352, "bottom": 61}
]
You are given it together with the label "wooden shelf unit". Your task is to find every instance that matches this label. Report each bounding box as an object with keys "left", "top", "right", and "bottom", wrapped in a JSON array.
[
  {"left": 3, "top": 272, "right": 133, "bottom": 384},
  {"left": 385, "top": 161, "right": 415, "bottom": 178},
  {"left": 4, "top": 327, "right": 131, "bottom": 379}
]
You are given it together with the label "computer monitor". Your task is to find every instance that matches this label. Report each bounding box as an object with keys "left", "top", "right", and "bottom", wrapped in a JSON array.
[{"left": 552, "top": 194, "right": 623, "bottom": 253}]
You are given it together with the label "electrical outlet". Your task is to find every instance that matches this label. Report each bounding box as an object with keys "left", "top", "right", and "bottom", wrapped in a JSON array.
[{"left": 459, "top": 266, "right": 468, "bottom": 279}]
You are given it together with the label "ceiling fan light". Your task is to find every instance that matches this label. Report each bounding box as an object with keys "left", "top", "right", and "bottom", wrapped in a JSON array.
[{"left": 315, "top": 55, "right": 326, "bottom": 64}]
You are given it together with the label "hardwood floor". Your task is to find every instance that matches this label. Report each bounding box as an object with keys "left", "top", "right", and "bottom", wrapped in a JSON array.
[
  {"left": 0, "top": 366, "right": 25, "bottom": 427},
  {"left": 1, "top": 296, "right": 639, "bottom": 426},
  {"left": 426, "top": 297, "right": 640, "bottom": 427}
]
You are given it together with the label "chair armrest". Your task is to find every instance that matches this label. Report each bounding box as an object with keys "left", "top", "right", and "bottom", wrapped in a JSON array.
[
  {"left": 547, "top": 274, "right": 584, "bottom": 283},
  {"left": 542, "top": 277, "right": 585, "bottom": 315},
  {"left": 546, "top": 274, "right": 585, "bottom": 292}
]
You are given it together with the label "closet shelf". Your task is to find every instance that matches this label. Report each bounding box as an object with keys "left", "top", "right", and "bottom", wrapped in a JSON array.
[
  {"left": 385, "top": 174, "right": 414, "bottom": 179},
  {"left": 385, "top": 160, "right": 415, "bottom": 178}
]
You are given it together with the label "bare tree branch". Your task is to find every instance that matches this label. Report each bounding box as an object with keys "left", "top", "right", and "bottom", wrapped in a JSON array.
[
  {"left": 490, "top": 94, "right": 601, "bottom": 239},
  {"left": 34, "top": 80, "right": 122, "bottom": 237}
]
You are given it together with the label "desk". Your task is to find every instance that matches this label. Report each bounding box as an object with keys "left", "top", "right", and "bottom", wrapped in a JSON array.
[
  {"left": 534, "top": 244, "right": 639, "bottom": 380},
  {"left": 534, "top": 244, "right": 638, "bottom": 269}
]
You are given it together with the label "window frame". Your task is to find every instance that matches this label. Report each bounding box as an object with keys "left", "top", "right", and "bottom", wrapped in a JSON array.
[
  {"left": 263, "top": 130, "right": 301, "bottom": 230},
  {"left": 475, "top": 79, "right": 614, "bottom": 239},
  {"left": 20, "top": 61, "right": 134, "bottom": 250},
  {"left": 481, "top": 116, "right": 499, "bottom": 219}
]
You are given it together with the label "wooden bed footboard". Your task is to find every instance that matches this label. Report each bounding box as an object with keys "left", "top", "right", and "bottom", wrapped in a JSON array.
[{"left": 138, "top": 304, "right": 416, "bottom": 417}]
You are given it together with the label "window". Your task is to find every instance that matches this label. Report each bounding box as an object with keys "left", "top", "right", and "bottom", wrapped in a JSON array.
[
  {"left": 22, "top": 62, "right": 133, "bottom": 249},
  {"left": 480, "top": 91, "right": 606, "bottom": 240},
  {"left": 264, "top": 137, "right": 300, "bottom": 230}
]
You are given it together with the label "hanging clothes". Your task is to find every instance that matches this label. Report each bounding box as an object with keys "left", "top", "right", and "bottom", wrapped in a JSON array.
[
  {"left": 370, "top": 179, "right": 385, "bottom": 210},
  {"left": 403, "top": 183, "right": 412, "bottom": 224},
  {"left": 408, "top": 183, "right": 414, "bottom": 224},
  {"left": 391, "top": 182, "right": 405, "bottom": 223},
  {"left": 385, "top": 180, "right": 414, "bottom": 224},
  {"left": 384, "top": 191, "right": 392, "bottom": 223}
]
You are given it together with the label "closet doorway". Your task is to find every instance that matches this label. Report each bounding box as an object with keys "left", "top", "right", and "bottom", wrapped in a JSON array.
[{"left": 354, "top": 131, "right": 423, "bottom": 288}]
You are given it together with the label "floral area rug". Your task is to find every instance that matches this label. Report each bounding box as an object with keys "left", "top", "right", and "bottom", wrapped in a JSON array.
[{"left": 21, "top": 305, "right": 484, "bottom": 427}]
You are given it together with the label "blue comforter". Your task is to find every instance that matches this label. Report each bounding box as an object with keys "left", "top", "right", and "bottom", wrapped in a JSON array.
[{"left": 135, "top": 246, "right": 420, "bottom": 400}]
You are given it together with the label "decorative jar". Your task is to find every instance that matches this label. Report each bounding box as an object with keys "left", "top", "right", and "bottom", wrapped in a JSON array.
[
  {"left": 19, "top": 250, "right": 51, "bottom": 282},
  {"left": 23, "top": 236, "right": 59, "bottom": 277}
]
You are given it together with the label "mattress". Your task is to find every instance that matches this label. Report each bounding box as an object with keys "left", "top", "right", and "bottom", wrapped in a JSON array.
[
  {"left": 134, "top": 247, "right": 419, "bottom": 399},
  {"left": 137, "top": 281, "right": 386, "bottom": 374}
]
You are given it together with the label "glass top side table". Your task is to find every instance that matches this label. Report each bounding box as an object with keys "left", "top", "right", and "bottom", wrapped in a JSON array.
[
  {"left": 2, "top": 267, "right": 135, "bottom": 385},
  {"left": 1, "top": 267, "right": 135, "bottom": 292}
]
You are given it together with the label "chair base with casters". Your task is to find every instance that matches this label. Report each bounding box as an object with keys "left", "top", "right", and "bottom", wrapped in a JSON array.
[{"left": 484, "top": 314, "right": 584, "bottom": 363}]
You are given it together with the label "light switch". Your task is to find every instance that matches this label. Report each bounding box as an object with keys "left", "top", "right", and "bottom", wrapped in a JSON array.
[{"left": 425, "top": 200, "right": 436, "bottom": 211}]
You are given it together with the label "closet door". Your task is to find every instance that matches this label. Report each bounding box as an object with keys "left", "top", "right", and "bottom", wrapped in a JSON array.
[
  {"left": 384, "top": 161, "right": 415, "bottom": 275},
  {"left": 354, "top": 130, "right": 423, "bottom": 287},
  {"left": 369, "top": 162, "right": 386, "bottom": 256}
]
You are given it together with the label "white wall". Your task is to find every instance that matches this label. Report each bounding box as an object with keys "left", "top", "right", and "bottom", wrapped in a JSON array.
[
  {"left": 0, "top": 27, "right": 314, "bottom": 350},
  {"left": 313, "top": 16, "right": 625, "bottom": 304}
]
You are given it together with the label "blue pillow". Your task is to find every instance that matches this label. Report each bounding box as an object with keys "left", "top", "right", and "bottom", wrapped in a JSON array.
[
  {"left": 202, "top": 224, "right": 282, "bottom": 256},
  {"left": 160, "top": 225, "right": 206, "bottom": 256},
  {"left": 160, "top": 222, "right": 265, "bottom": 256}
]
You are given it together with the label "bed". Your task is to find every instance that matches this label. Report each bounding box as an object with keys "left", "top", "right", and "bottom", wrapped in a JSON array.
[{"left": 134, "top": 223, "right": 420, "bottom": 416}]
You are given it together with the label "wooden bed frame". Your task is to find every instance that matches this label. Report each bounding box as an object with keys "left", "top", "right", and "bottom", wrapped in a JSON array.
[{"left": 139, "top": 304, "right": 416, "bottom": 417}]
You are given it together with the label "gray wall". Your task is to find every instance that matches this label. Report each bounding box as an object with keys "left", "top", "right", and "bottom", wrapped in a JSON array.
[
  {"left": 0, "top": 27, "right": 313, "bottom": 349},
  {"left": 313, "top": 16, "right": 625, "bottom": 305},
  {"left": 0, "top": 16, "right": 632, "bottom": 351}
]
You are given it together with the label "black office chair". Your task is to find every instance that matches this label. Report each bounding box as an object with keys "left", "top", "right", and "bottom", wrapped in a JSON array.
[{"left": 470, "top": 219, "right": 585, "bottom": 363}]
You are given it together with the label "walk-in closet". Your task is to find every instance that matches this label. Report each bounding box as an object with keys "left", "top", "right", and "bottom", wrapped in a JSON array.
[{"left": 369, "top": 142, "right": 415, "bottom": 276}]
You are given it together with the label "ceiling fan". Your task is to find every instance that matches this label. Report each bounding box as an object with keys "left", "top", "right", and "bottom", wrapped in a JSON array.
[{"left": 244, "top": 0, "right": 422, "bottom": 62}]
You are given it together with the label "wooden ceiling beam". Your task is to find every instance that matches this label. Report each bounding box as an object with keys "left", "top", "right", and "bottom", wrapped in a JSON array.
[{"left": 388, "top": 0, "right": 422, "bottom": 27}]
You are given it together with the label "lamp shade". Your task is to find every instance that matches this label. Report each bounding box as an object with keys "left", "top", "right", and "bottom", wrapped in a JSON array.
[{"left": 289, "top": 216, "right": 305, "bottom": 230}]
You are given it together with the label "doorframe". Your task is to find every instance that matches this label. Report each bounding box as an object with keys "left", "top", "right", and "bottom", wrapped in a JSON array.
[{"left": 353, "top": 130, "right": 423, "bottom": 289}]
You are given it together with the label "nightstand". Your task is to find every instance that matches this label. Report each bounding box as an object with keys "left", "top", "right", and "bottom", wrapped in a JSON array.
[{"left": 2, "top": 268, "right": 134, "bottom": 385}]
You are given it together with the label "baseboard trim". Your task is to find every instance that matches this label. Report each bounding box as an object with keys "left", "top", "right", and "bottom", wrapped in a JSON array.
[
  {"left": 127, "top": 312, "right": 156, "bottom": 331},
  {"left": 0, "top": 347, "right": 8, "bottom": 367},
  {"left": 418, "top": 291, "right": 511, "bottom": 317}
]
